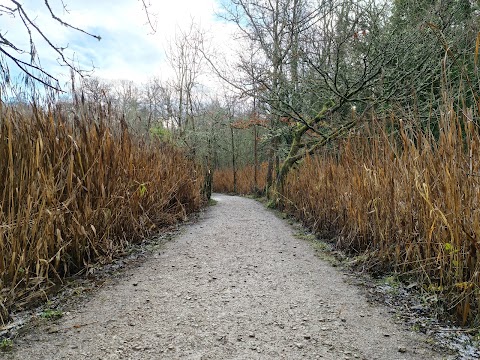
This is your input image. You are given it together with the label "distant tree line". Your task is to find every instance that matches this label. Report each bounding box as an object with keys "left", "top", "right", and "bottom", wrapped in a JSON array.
[{"left": 2, "top": 0, "right": 479, "bottom": 197}]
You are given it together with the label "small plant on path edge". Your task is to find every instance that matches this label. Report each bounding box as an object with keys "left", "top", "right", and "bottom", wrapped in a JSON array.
[
  {"left": 0, "top": 338, "right": 13, "bottom": 352},
  {"left": 40, "top": 309, "right": 63, "bottom": 320}
]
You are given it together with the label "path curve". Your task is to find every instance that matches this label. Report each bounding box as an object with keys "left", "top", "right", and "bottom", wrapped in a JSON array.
[{"left": 7, "top": 194, "right": 448, "bottom": 359}]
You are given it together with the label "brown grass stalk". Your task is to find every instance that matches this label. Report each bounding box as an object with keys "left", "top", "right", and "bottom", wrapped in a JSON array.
[
  {"left": 213, "top": 163, "right": 268, "bottom": 195},
  {"left": 283, "top": 105, "right": 480, "bottom": 326},
  {"left": 214, "top": 99, "right": 480, "bottom": 326},
  {"left": 0, "top": 102, "right": 203, "bottom": 324}
]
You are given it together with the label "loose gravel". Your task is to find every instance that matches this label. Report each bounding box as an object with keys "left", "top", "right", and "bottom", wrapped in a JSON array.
[{"left": 4, "top": 194, "right": 451, "bottom": 359}]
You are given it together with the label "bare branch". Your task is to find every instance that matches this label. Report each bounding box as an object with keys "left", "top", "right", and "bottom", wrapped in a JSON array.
[
  {"left": 43, "top": 0, "right": 101, "bottom": 40},
  {"left": 139, "top": 0, "right": 157, "bottom": 34},
  {"left": 0, "top": 46, "right": 62, "bottom": 91}
]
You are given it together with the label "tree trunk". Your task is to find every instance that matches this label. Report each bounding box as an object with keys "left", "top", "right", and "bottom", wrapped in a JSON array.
[
  {"left": 253, "top": 124, "right": 258, "bottom": 193},
  {"left": 273, "top": 101, "right": 350, "bottom": 198},
  {"left": 203, "top": 159, "right": 213, "bottom": 200},
  {"left": 230, "top": 125, "right": 237, "bottom": 193},
  {"left": 266, "top": 146, "right": 274, "bottom": 195}
]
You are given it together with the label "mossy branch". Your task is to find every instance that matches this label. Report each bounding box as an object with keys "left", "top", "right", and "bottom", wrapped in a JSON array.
[{"left": 275, "top": 101, "right": 358, "bottom": 194}]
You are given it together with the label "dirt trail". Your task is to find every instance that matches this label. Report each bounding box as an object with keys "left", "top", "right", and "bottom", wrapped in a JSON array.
[{"left": 5, "top": 194, "right": 449, "bottom": 360}]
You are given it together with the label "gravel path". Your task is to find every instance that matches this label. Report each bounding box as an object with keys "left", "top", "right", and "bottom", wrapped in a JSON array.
[{"left": 5, "top": 194, "right": 449, "bottom": 360}]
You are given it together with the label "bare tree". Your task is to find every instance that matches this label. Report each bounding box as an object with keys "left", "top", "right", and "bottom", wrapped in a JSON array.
[
  {"left": 140, "top": 76, "right": 182, "bottom": 134},
  {"left": 166, "top": 23, "right": 204, "bottom": 131},
  {"left": 214, "top": 0, "right": 397, "bottom": 195},
  {"left": 141, "top": 76, "right": 163, "bottom": 131},
  {"left": 113, "top": 80, "right": 141, "bottom": 126},
  {"left": 165, "top": 22, "right": 206, "bottom": 155},
  {"left": 69, "top": 76, "right": 114, "bottom": 124},
  {"left": 78, "top": 76, "right": 112, "bottom": 104},
  {"left": 218, "top": 0, "right": 313, "bottom": 191}
]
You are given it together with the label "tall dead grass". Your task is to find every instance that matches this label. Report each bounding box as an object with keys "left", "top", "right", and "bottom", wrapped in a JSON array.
[
  {"left": 283, "top": 103, "right": 480, "bottom": 325},
  {"left": 213, "top": 163, "right": 267, "bottom": 194},
  {"left": 0, "top": 102, "right": 203, "bottom": 323}
]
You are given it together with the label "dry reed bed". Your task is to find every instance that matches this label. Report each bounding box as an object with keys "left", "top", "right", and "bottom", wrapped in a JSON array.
[
  {"left": 283, "top": 106, "right": 480, "bottom": 325},
  {"left": 0, "top": 103, "right": 203, "bottom": 324},
  {"left": 213, "top": 163, "right": 267, "bottom": 194}
]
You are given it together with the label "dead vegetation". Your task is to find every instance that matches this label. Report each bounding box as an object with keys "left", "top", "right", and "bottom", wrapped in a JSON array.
[
  {"left": 282, "top": 104, "right": 480, "bottom": 326},
  {"left": 214, "top": 101, "right": 480, "bottom": 326},
  {"left": 0, "top": 101, "right": 203, "bottom": 324},
  {"left": 213, "top": 163, "right": 267, "bottom": 195}
]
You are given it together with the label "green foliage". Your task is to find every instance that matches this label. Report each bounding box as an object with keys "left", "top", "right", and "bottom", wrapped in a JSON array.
[
  {"left": 138, "top": 183, "right": 148, "bottom": 198},
  {"left": 383, "top": 275, "right": 401, "bottom": 294},
  {"left": 40, "top": 309, "right": 63, "bottom": 320},
  {"left": 0, "top": 338, "right": 13, "bottom": 352},
  {"left": 207, "top": 198, "right": 218, "bottom": 206},
  {"left": 444, "top": 242, "right": 453, "bottom": 253},
  {"left": 266, "top": 199, "right": 277, "bottom": 209},
  {"left": 385, "top": 0, "right": 479, "bottom": 120},
  {"left": 150, "top": 126, "right": 172, "bottom": 141}
]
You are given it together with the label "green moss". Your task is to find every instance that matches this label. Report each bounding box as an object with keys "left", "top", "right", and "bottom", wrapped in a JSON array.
[{"left": 208, "top": 199, "right": 218, "bottom": 206}]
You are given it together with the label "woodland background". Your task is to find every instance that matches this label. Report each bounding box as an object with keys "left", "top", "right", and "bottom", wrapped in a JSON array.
[{"left": 1, "top": 0, "right": 480, "bottom": 328}]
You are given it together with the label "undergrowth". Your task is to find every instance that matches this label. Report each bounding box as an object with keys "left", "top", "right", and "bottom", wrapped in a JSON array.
[
  {"left": 215, "top": 102, "right": 480, "bottom": 327},
  {"left": 213, "top": 163, "right": 267, "bottom": 194},
  {"left": 283, "top": 104, "right": 480, "bottom": 326},
  {"left": 0, "top": 101, "right": 203, "bottom": 324}
]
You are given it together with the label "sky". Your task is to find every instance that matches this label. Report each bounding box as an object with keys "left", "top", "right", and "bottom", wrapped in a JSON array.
[{"left": 1, "top": 0, "right": 238, "bottom": 90}]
